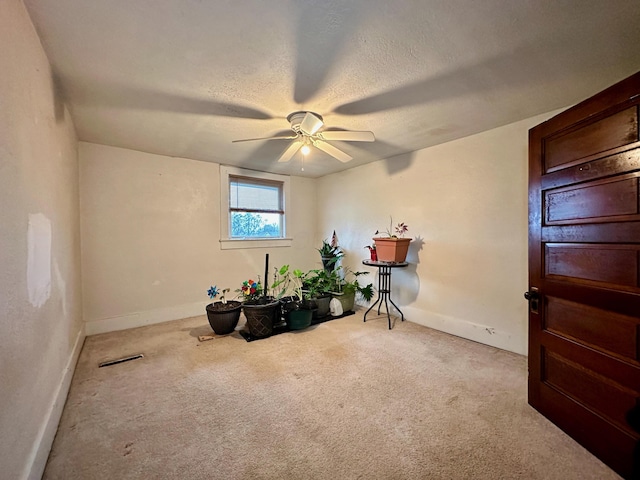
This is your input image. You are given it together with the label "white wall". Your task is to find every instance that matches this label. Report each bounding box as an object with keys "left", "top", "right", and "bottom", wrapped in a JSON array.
[
  {"left": 317, "top": 111, "right": 562, "bottom": 355},
  {"left": 0, "top": 1, "right": 83, "bottom": 478},
  {"left": 80, "top": 142, "right": 318, "bottom": 334}
]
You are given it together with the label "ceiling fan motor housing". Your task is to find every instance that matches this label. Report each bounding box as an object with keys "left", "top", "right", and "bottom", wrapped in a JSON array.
[{"left": 287, "top": 111, "right": 323, "bottom": 133}]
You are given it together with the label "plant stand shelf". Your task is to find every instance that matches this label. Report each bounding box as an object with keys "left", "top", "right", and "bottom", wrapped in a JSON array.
[
  {"left": 362, "top": 260, "right": 408, "bottom": 329},
  {"left": 239, "top": 310, "right": 356, "bottom": 342}
]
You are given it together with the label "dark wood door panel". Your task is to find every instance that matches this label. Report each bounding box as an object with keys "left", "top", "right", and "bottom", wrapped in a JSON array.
[
  {"left": 541, "top": 279, "right": 640, "bottom": 318},
  {"left": 545, "top": 106, "right": 639, "bottom": 173},
  {"left": 543, "top": 222, "right": 640, "bottom": 244},
  {"left": 543, "top": 349, "right": 639, "bottom": 434},
  {"left": 534, "top": 73, "right": 640, "bottom": 139},
  {"left": 540, "top": 330, "right": 640, "bottom": 393},
  {"left": 545, "top": 174, "right": 639, "bottom": 225},
  {"left": 545, "top": 296, "right": 640, "bottom": 362},
  {"left": 532, "top": 382, "right": 637, "bottom": 479},
  {"left": 544, "top": 243, "right": 639, "bottom": 290},
  {"left": 541, "top": 143, "right": 640, "bottom": 191}
]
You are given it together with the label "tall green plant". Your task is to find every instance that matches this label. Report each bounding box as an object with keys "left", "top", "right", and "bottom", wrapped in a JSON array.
[{"left": 271, "top": 265, "right": 310, "bottom": 301}]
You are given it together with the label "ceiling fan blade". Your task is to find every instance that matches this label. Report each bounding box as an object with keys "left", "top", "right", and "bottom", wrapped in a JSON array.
[
  {"left": 313, "top": 140, "right": 352, "bottom": 163},
  {"left": 319, "top": 130, "right": 375, "bottom": 142},
  {"left": 278, "top": 141, "right": 302, "bottom": 163},
  {"left": 232, "top": 134, "right": 298, "bottom": 143},
  {"left": 300, "top": 112, "right": 324, "bottom": 135}
]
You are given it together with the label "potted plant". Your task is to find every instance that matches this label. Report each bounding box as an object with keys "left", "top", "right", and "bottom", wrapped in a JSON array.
[
  {"left": 373, "top": 218, "right": 411, "bottom": 262},
  {"left": 317, "top": 239, "right": 343, "bottom": 272},
  {"left": 237, "top": 278, "right": 279, "bottom": 338},
  {"left": 330, "top": 266, "right": 374, "bottom": 313},
  {"left": 302, "top": 268, "right": 335, "bottom": 318},
  {"left": 271, "top": 265, "right": 313, "bottom": 330},
  {"left": 205, "top": 285, "right": 242, "bottom": 335},
  {"left": 364, "top": 245, "right": 378, "bottom": 261}
]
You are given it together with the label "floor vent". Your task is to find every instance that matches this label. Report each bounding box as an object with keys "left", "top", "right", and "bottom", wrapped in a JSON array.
[{"left": 99, "top": 354, "right": 144, "bottom": 368}]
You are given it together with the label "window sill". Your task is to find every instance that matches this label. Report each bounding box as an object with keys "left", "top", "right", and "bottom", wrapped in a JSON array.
[{"left": 220, "top": 238, "right": 293, "bottom": 250}]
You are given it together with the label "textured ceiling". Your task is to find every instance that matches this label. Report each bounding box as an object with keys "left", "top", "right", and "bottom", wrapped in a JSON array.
[{"left": 24, "top": 0, "right": 640, "bottom": 177}]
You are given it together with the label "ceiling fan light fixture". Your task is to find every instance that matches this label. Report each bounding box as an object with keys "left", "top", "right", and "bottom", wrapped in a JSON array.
[{"left": 233, "top": 110, "right": 374, "bottom": 164}]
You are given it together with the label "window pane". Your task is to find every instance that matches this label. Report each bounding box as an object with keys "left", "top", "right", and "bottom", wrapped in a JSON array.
[
  {"left": 230, "top": 212, "right": 282, "bottom": 238},
  {"left": 230, "top": 177, "right": 282, "bottom": 212}
]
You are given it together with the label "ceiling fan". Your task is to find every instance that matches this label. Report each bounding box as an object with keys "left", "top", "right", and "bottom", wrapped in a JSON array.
[{"left": 232, "top": 111, "right": 375, "bottom": 163}]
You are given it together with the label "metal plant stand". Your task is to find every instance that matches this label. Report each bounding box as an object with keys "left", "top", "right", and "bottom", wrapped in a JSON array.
[{"left": 362, "top": 260, "right": 408, "bottom": 329}]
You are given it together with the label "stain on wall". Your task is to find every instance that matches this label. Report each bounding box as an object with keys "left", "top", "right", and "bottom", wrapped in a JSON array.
[{"left": 27, "top": 213, "right": 51, "bottom": 308}]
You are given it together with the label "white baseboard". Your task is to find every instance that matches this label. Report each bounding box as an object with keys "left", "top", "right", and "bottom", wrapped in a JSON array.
[
  {"left": 25, "top": 326, "right": 85, "bottom": 480},
  {"left": 85, "top": 301, "right": 206, "bottom": 336},
  {"left": 86, "top": 301, "right": 527, "bottom": 354},
  {"left": 396, "top": 306, "right": 526, "bottom": 356}
]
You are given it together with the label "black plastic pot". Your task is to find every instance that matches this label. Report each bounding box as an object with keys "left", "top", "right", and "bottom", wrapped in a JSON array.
[
  {"left": 242, "top": 298, "right": 279, "bottom": 338},
  {"left": 304, "top": 294, "right": 331, "bottom": 318},
  {"left": 287, "top": 308, "right": 313, "bottom": 330},
  {"left": 206, "top": 301, "right": 242, "bottom": 335}
]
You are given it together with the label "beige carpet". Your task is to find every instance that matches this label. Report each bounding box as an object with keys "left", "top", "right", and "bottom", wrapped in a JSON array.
[{"left": 43, "top": 312, "right": 620, "bottom": 479}]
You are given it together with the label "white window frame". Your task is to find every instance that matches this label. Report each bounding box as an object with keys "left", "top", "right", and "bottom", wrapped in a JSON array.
[{"left": 219, "top": 165, "right": 292, "bottom": 250}]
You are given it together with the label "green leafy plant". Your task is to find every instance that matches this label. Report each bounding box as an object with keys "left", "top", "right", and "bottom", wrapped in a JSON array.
[
  {"left": 317, "top": 239, "right": 342, "bottom": 256},
  {"left": 331, "top": 266, "right": 374, "bottom": 302},
  {"left": 303, "top": 268, "right": 337, "bottom": 296},
  {"left": 317, "top": 239, "right": 344, "bottom": 271},
  {"left": 271, "top": 265, "right": 311, "bottom": 302}
]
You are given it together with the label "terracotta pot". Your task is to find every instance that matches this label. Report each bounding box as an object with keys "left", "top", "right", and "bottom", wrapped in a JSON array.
[{"left": 373, "top": 237, "right": 411, "bottom": 262}]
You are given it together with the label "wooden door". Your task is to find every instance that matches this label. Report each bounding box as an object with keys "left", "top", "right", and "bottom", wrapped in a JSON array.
[{"left": 528, "top": 72, "right": 640, "bottom": 479}]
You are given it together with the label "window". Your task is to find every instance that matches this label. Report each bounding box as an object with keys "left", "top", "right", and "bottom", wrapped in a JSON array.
[
  {"left": 229, "top": 176, "right": 282, "bottom": 238},
  {"left": 220, "top": 166, "right": 292, "bottom": 249}
]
